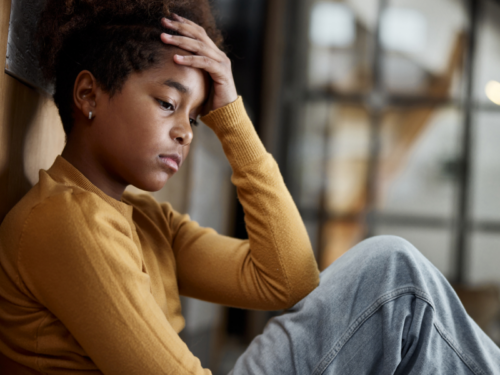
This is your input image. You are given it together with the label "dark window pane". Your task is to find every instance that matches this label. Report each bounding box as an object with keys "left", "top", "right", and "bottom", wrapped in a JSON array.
[
  {"left": 307, "top": 0, "right": 373, "bottom": 93},
  {"left": 473, "top": 0, "right": 500, "bottom": 105},
  {"left": 471, "top": 111, "right": 500, "bottom": 221},
  {"left": 377, "top": 106, "right": 462, "bottom": 218},
  {"left": 469, "top": 232, "right": 500, "bottom": 284},
  {"left": 382, "top": 0, "right": 467, "bottom": 98}
]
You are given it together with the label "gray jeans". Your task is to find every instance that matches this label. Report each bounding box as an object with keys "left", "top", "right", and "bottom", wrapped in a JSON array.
[{"left": 230, "top": 236, "right": 500, "bottom": 374}]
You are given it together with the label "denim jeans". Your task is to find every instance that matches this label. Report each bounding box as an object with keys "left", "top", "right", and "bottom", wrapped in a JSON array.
[{"left": 230, "top": 236, "right": 500, "bottom": 374}]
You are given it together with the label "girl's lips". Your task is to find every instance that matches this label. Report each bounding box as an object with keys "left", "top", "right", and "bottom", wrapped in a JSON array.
[{"left": 159, "top": 155, "right": 180, "bottom": 172}]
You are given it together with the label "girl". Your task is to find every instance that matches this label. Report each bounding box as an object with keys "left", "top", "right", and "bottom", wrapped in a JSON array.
[{"left": 0, "top": 0, "right": 498, "bottom": 374}]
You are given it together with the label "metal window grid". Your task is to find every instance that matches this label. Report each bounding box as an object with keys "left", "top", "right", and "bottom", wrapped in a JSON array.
[{"left": 277, "top": 0, "right": 500, "bottom": 284}]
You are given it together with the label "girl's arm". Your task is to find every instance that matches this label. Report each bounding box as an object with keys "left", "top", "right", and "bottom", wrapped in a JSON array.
[
  {"left": 169, "top": 97, "right": 320, "bottom": 310},
  {"left": 18, "top": 192, "right": 210, "bottom": 375},
  {"left": 160, "top": 14, "right": 320, "bottom": 310}
]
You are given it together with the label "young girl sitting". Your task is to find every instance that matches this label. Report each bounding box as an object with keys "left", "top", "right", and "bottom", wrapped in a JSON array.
[{"left": 0, "top": 0, "right": 498, "bottom": 374}]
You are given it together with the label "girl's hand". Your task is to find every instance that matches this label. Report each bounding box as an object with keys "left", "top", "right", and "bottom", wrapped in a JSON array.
[{"left": 160, "top": 14, "right": 238, "bottom": 113}]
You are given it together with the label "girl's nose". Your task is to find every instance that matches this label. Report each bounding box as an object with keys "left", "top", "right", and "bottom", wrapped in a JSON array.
[{"left": 169, "top": 118, "right": 193, "bottom": 146}]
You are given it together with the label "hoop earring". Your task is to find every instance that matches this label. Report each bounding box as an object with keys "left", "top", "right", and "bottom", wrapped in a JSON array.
[{"left": 89, "top": 111, "right": 93, "bottom": 120}]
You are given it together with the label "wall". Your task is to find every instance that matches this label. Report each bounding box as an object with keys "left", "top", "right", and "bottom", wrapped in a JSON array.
[{"left": 0, "top": 0, "right": 65, "bottom": 223}]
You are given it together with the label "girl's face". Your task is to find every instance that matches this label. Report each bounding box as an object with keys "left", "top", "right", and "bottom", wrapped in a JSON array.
[{"left": 89, "top": 47, "right": 209, "bottom": 192}]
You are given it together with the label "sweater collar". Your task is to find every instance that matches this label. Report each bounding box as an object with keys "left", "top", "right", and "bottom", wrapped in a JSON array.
[{"left": 46, "top": 155, "right": 134, "bottom": 219}]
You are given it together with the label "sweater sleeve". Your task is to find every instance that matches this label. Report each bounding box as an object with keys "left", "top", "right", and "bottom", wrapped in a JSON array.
[
  {"left": 171, "top": 97, "right": 320, "bottom": 310},
  {"left": 18, "top": 191, "right": 210, "bottom": 375}
]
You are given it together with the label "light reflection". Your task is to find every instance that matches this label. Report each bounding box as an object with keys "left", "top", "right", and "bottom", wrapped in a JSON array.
[
  {"left": 485, "top": 80, "right": 500, "bottom": 105},
  {"left": 380, "top": 8, "right": 427, "bottom": 54},
  {"left": 310, "top": 2, "right": 356, "bottom": 47}
]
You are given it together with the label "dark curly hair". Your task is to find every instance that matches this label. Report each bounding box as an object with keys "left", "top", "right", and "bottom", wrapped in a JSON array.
[{"left": 36, "top": 0, "right": 222, "bottom": 136}]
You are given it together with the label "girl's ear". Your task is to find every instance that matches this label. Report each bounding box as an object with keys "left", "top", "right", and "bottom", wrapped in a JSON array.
[{"left": 73, "top": 70, "right": 99, "bottom": 121}]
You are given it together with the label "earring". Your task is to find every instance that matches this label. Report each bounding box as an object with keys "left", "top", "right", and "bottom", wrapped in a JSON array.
[{"left": 89, "top": 111, "right": 93, "bottom": 120}]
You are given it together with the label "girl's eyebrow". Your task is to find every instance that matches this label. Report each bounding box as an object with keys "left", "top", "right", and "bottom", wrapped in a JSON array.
[{"left": 161, "top": 79, "right": 190, "bottom": 94}]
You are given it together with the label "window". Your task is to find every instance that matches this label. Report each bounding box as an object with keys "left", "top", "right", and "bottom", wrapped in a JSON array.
[{"left": 279, "top": 0, "right": 500, "bottom": 287}]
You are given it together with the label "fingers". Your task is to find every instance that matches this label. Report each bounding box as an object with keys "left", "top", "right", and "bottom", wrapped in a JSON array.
[
  {"left": 171, "top": 13, "right": 216, "bottom": 46},
  {"left": 160, "top": 33, "right": 224, "bottom": 62},
  {"left": 162, "top": 17, "right": 197, "bottom": 39},
  {"left": 173, "top": 54, "right": 227, "bottom": 77},
  {"left": 161, "top": 15, "right": 238, "bottom": 111},
  {"left": 160, "top": 15, "right": 230, "bottom": 70},
  {"left": 161, "top": 16, "right": 218, "bottom": 50}
]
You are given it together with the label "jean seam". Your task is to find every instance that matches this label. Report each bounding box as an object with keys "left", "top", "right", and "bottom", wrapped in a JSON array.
[
  {"left": 312, "top": 286, "right": 432, "bottom": 375},
  {"left": 433, "top": 321, "right": 485, "bottom": 375}
]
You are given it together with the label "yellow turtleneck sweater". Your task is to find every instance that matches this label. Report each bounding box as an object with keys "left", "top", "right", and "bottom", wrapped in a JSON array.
[{"left": 0, "top": 97, "right": 320, "bottom": 374}]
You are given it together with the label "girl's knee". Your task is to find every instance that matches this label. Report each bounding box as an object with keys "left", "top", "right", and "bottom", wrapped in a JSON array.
[
  {"left": 319, "top": 235, "right": 430, "bottom": 288},
  {"left": 354, "top": 235, "right": 421, "bottom": 262}
]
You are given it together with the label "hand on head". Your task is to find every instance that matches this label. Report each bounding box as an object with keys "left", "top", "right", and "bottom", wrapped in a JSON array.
[{"left": 160, "top": 14, "right": 238, "bottom": 114}]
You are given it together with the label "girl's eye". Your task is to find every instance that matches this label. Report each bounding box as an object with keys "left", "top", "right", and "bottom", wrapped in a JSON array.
[
  {"left": 158, "top": 100, "right": 174, "bottom": 111},
  {"left": 190, "top": 118, "right": 199, "bottom": 127}
]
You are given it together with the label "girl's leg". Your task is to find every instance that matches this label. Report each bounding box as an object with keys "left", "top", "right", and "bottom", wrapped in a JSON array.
[{"left": 230, "top": 236, "right": 500, "bottom": 375}]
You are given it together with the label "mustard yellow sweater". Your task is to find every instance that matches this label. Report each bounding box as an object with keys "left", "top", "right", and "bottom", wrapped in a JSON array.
[{"left": 0, "top": 97, "right": 320, "bottom": 374}]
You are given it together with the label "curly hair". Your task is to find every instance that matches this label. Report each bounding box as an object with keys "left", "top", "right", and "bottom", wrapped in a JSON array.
[{"left": 36, "top": 0, "right": 222, "bottom": 136}]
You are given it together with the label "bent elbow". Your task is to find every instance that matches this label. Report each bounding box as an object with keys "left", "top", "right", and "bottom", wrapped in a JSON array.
[{"left": 283, "top": 267, "right": 320, "bottom": 309}]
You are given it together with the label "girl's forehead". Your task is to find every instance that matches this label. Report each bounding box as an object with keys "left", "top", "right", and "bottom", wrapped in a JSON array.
[{"left": 124, "top": 60, "right": 209, "bottom": 106}]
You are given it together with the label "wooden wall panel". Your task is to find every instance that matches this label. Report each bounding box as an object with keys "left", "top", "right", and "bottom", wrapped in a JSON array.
[{"left": 0, "top": 0, "right": 65, "bottom": 223}]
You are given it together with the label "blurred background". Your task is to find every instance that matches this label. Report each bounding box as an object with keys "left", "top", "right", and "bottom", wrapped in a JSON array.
[{"left": 1, "top": 0, "right": 500, "bottom": 373}]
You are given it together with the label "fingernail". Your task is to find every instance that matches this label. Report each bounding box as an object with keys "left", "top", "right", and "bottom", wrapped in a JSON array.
[{"left": 175, "top": 55, "right": 184, "bottom": 60}]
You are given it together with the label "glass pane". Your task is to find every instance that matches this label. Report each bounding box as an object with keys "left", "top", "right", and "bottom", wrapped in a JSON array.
[
  {"left": 316, "top": 104, "right": 370, "bottom": 269},
  {"left": 373, "top": 226, "right": 453, "bottom": 279},
  {"left": 293, "top": 103, "right": 370, "bottom": 213},
  {"left": 307, "top": 0, "right": 373, "bottom": 93},
  {"left": 292, "top": 102, "right": 330, "bottom": 210},
  {"left": 469, "top": 232, "right": 500, "bottom": 284},
  {"left": 473, "top": 0, "right": 500, "bottom": 105},
  {"left": 382, "top": 0, "right": 467, "bottom": 98},
  {"left": 377, "top": 106, "right": 462, "bottom": 218},
  {"left": 296, "top": 103, "right": 370, "bottom": 269},
  {"left": 471, "top": 111, "right": 500, "bottom": 221},
  {"left": 321, "top": 219, "right": 365, "bottom": 269},
  {"left": 325, "top": 105, "right": 371, "bottom": 214}
]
